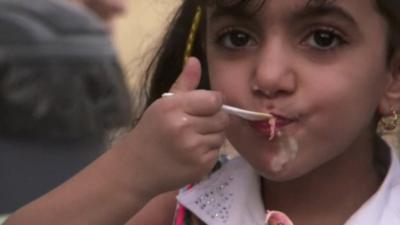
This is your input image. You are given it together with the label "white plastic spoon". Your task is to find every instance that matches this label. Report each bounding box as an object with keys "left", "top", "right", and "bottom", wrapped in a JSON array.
[
  {"left": 221, "top": 105, "right": 272, "bottom": 121},
  {"left": 162, "top": 92, "right": 273, "bottom": 121}
]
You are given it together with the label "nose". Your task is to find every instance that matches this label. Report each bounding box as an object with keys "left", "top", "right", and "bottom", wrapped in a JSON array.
[{"left": 252, "top": 38, "right": 296, "bottom": 99}]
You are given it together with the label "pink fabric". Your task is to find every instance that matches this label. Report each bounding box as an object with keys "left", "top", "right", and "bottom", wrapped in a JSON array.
[
  {"left": 265, "top": 210, "right": 294, "bottom": 225},
  {"left": 175, "top": 204, "right": 186, "bottom": 225},
  {"left": 175, "top": 184, "right": 193, "bottom": 225}
]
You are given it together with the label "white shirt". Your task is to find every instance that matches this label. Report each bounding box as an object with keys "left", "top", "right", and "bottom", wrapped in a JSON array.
[{"left": 177, "top": 147, "right": 400, "bottom": 225}]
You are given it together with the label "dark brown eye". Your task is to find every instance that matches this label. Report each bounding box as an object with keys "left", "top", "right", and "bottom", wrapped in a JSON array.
[
  {"left": 304, "top": 28, "right": 345, "bottom": 50},
  {"left": 218, "top": 29, "right": 256, "bottom": 49},
  {"left": 314, "top": 30, "right": 336, "bottom": 47},
  {"left": 229, "top": 31, "right": 250, "bottom": 46}
]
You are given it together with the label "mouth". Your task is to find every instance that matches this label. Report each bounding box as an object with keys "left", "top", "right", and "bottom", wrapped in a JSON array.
[{"left": 249, "top": 114, "right": 295, "bottom": 138}]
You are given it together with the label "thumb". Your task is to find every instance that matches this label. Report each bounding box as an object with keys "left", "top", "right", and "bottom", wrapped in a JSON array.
[{"left": 169, "top": 57, "right": 202, "bottom": 94}]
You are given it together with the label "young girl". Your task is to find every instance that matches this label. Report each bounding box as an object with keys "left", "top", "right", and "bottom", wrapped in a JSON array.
[
  {"left": 4, "top": 0, "right": 400, "bottom": 224},
  {"left": 127, "top": 0, "right": 400, "bottom": 224}
]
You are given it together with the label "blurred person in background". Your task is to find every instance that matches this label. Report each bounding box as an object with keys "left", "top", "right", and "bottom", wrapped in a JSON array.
[
  {"left": 72, "top": 0, "right": 127, "bottom": 32},
  {"left": 0, "top": 0, "right": 131, "bottom": 220}
]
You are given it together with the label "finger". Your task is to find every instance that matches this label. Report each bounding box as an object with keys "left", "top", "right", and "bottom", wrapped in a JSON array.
[
  {"left": 183, "top": 90, "right": 224, "bottom": 116},
  {"left": 199, "top": 148, "right": 220, "bottom": 174},
  {"left": 189, "top": 148, "right": 219, "bottom": 183},
  {"left": 200, "top": 132, "right": 227, "bottom": 151},
  {"left": 191, "top": 111, "right": 230, "bottom": 134},
  {"left": 169, "top": 57, "right": 202, "bottom": 94}
]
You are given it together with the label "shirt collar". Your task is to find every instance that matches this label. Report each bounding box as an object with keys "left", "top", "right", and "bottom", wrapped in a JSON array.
[
  {"left": 344, "top": 145, "right": 400, "bottom": 225},
  {"left": 178, "top": 146, "right": 399, "bottom": 225},
  {"left": 177, "top": 157, "right": 265, "bottom": 225}
]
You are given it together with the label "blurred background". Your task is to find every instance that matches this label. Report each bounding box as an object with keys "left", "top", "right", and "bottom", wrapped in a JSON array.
[
  {"left": 113, "top": 0, "right": 179, "bottom": 88},
  {"left": 0, "top": 0, "right": 181, "bottom": 214}
]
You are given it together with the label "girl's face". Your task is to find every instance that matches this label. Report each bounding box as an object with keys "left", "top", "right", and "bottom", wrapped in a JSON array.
[{"left": 206, "top": 0, "right": 393, "bottom": 180}]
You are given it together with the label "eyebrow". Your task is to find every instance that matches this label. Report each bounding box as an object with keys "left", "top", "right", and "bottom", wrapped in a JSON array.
[
  {"left": 208, "top": 2, "right": 359, "bottom": 29},
  {"left": 208, "top": 6, "right": 258, "bottom": 22},
  {"left": 289, "top": 3, "right": 358, "bottom": 27}
]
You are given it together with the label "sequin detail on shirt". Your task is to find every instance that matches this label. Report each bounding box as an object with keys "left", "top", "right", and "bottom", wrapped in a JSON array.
[{"left": 194, "top": 177, "right": 234, "bottom": 223}]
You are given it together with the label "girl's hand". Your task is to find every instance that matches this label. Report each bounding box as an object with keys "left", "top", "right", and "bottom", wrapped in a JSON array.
[{"left": 114, "top": 57, "right": 229, "bottom": 198}]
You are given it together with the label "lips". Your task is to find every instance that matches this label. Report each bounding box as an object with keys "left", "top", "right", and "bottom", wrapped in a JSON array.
[{"left": 249, "top": 114, "right": 294, "bottom": 136}]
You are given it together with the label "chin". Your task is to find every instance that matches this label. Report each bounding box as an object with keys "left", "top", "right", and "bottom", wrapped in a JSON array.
[
  {"left": 256, "top": 164, "right": 299, "bottom": 182},
  {"left": 249, "top": 155, "right": 312, "bottom": 182},
  {"left": 260, "top": 169, "right": 303, "bottom": 182}
]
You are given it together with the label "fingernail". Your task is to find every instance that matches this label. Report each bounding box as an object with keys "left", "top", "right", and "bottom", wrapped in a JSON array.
[{"left": 162, "top": 92, "right": 175, "bottom": 98}]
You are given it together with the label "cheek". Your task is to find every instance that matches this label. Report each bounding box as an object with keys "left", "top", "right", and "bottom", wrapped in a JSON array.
[
  {"left": 303, "top": 48, "right": 389, "bottom": 114},
  {"left": 304, "top": 66, "right": 386, "bottom": 140},
  {"left": 208, "top": 60, "right": 251, "bottom": 99},
  {"left": 295, "top": 64, "right": 388, "bottom": 165}
]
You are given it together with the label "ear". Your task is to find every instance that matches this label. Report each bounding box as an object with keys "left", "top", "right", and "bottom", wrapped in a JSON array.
[{"left": 379, "top": 51, "right": 400, "bottom": 116}]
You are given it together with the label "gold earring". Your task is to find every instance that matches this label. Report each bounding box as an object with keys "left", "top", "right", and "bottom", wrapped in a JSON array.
[
  {"left": 183, "top": 6, "right": 203, "bottom": 66},
  {"left": 379, "top": 106, "right": 399, "bottom": 133}
]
